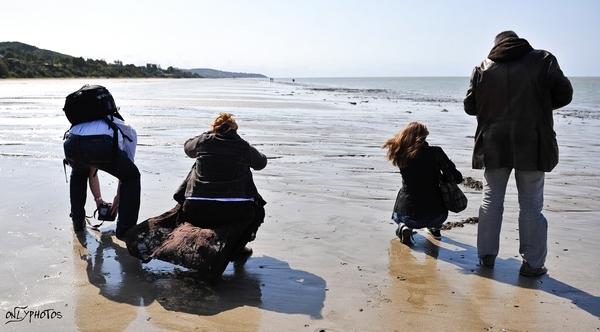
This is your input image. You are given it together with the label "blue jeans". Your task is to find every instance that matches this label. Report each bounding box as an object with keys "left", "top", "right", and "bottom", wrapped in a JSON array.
[
  {"left": 63, "top": 134, "right": 141, "bottom": 237},
  {"left": 478, "top": 168, "right": 547, "bottom": 268},
  {"left": 392, "top": 211, "right": 448, "bottom": 230}
]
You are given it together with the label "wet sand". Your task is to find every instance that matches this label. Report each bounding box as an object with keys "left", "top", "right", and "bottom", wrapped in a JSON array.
[{"left": 0, "top": 78, "right": 599, "bottom": 331}]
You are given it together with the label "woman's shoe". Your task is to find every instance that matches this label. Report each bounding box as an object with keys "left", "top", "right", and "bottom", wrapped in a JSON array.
[
  {"left": 396, "top": 225, "right": 413, "bottom": 245},
  {"left": 428, "top": 228, "right": 441, "bottom": 240}
]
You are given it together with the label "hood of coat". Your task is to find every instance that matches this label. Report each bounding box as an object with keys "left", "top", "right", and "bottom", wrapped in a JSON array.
[{"left": 488, "top": 37, "right": 533, "bottom": 62}]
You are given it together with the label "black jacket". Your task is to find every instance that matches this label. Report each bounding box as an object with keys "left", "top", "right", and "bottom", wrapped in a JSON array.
[
  {"left": 182, "top": 131, "right": 267, "bottom": 199},
  {"left": 464, "top": 37, "right": 573, "bottom": 171},
  {"left": 393, "top": 144, "right": 462, "bottom": 218}
]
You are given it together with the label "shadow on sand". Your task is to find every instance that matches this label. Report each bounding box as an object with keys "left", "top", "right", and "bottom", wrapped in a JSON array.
[
  {"left": 391, "top": 233, "right": 600, "bottom": 318},
  {"left": 74, "top": 230, "right": 325, "bottom": 318}
]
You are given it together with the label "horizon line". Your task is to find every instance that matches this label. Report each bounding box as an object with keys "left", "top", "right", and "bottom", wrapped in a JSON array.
[{"left": 274, "top": 75, "right": 599, "bottom": 79}]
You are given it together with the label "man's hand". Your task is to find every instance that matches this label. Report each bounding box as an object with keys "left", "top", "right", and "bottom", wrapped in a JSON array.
[
  {"left": 110, "top": 195, "right": 120, "bottom": 216},
  {"left": 94, "top": 196, "right": 107, "bottom": 208}
]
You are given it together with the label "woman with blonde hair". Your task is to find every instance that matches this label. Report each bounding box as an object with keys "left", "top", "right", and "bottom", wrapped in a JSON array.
[
  {"left": 383, "top": 122, "right": 462, "bottom": 245},
  {"left": 180, "top": 112, "right": 267, "bottom": 264}
]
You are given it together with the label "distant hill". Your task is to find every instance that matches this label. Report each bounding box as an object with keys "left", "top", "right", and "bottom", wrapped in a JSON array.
[
  {"left": 0, "top": 41, "right": 200, "bottom": 79},
  {"left": 187, "top": 68, "right": 266, "bottom": 78}
]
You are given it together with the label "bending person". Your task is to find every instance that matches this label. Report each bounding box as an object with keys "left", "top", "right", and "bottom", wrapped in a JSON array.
[
  {"left": 180, "top": 112, "right": 267, "bottom": 264},
  {"left": 63, "top": 86, "right": 139, "bottom": 240},
  {"left": 383, "top": 122, "right": 462, "bottom": 245}
]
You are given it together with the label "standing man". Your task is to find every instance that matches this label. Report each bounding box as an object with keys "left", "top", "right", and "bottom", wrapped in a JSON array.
[{"left": 464, "top": 31, "right": 573, "bottom": 277}]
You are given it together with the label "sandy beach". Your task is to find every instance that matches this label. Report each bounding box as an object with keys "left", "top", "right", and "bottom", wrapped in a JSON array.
[{"left": 0, "top": 78, "right": 599, "bottom": 331}]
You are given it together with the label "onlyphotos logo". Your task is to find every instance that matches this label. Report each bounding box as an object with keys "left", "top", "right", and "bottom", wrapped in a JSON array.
[{"left": 4, "top": 306, "right": 63, "bottom": 324}]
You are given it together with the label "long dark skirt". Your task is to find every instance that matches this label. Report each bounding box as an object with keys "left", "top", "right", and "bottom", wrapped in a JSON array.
[{"left": 125, "top": 200, "right": 265, "bottom": 281}]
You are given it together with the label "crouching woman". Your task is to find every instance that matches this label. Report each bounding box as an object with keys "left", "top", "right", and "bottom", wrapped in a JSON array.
[
  {"left": 180, "top": 112, "right": 267, "bottom": 264},
  {"left": 383, "top": 122, "right": 462, "bottom": 245}
]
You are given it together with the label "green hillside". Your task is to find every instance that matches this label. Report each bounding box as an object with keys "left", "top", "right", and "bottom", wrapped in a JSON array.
[{"left": 0, "top": 41, "right": 200, "bottom": 78}]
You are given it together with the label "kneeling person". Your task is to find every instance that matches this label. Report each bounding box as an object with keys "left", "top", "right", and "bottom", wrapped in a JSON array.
[{"left": 180, "top": 112, "right": 267, "bottom": 264}]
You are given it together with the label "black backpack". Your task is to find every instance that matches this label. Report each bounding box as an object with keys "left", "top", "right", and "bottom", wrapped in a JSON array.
[
  {"left": 61, "top": 85, "right": 132, "bottom": 181},
  {"left": 63, "top": 85, "right": 120, "bottom": 125}
]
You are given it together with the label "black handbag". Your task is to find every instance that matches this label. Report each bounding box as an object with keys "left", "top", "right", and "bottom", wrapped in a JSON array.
[
  {"left": 436, "top": 149, "right": 467, "bottom": 213},
  {"left": 439, "top": 179, "right": 467, "bottom": 213}
]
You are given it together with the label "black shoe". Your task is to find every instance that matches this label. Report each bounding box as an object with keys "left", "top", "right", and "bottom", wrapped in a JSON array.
[
  {"left": 428, "top": 228, "right": 441, "bottom": 240},
  {"left": 519, "top": 262, "right": 547, "bottom": 277},
  {"left": 396, "top": 225, "right": 413, "bottom": 245},
  {"left": 231, "top": 247, "right": 253, "bottom": 266},
  {"left": 115, "top": 228, "right": 131, "bottom": 242},
  {"left": 479, "top": 255, "right": 496, "bottom": 268}
]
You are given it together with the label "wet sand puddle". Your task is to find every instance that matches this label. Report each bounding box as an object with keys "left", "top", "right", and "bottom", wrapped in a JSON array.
[
  {"left": 385, "top": 228, "right": 600, "bottom": 331},
  {"left": 72, "top": 229, "right": 326, "bottom": 331}
]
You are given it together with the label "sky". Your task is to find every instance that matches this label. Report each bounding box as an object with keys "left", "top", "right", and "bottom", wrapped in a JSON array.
[{"left": 1, "top": 0, "right": 599, "bottom": 77}]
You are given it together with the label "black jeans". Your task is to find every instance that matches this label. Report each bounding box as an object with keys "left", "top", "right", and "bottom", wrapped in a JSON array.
[{"left": 63, "top": 134, "right": 140, "bottom": 237}]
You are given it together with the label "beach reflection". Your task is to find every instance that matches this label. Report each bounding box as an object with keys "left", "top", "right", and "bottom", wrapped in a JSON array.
[
  {"left": 387, "top": 233, "right": 600, "bottom": 328},
  {"left": 387, "top": 237, "right": 491, "bottom": 330},
  {"left": 72, "top": 230, "right": 326, "bottom": 330}
]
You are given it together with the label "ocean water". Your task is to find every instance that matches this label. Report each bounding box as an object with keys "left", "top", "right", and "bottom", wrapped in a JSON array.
[
  {"left": 290, "top": 76, "right": 600, "bottom": 114},
  {"left": 0, "top": 76, "right": 598, "bottom": 165}
]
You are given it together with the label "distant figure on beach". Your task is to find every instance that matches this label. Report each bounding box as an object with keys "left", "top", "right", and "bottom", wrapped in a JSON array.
[
  {"left": 383, "top": 122, "right": 463, "bottom": 245},
  {"left": 179, "top": 112, "right": 267, "bottom": 265},
  {"left": 63, "top": 85, "right": 140, "bottom": 240},
  {"left": 464, "top": 31, "right": 573, "bottom": 276}
]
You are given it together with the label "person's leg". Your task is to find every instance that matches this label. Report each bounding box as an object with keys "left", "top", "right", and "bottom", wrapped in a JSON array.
[
  {"left": 69, "top": 166, "right": 89, "bottom": 231},
  {"left": 393, "top": 213, "right": 416, "bottom": 245},
  {"left": 427, "top": 211, "right": 449, "bottom": 240},
  {"left": 229, "top": 202, "right": 258, "bottom": 265},
  {"left": 478, "top": 168, "right": 511, "bottom": 261},
  {"left": 101, "top": 152, "right": 141, "bottom": 238},
  {"left": 64, "top": 134, "right": 90, "bottom": 231},
  {"left": 515, "top": 170, "right": 547, "bottom": 269},
  {"left": 77, "top": 136, "right": 140, "bottom": 239}
]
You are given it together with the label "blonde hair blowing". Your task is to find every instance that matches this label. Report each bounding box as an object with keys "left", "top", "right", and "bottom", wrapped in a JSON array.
[
  {"left": 211, "top": 112, "right": 238, "bottom": 133},
  {"left": 382, "top": 122, "right": 429, "bottom": 168}
]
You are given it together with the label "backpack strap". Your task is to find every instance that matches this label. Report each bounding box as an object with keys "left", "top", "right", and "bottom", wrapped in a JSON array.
[
  {"left": 62, "top": 128, "right": 73, "bottom": 183},
  {"left": 102, "top": 114, "right": 133, "bottom": 157}
]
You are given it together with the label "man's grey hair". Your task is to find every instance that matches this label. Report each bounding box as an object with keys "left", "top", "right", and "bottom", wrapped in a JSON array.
[{"left": 494, "top": 31, "right": 519, "bottom": 45}]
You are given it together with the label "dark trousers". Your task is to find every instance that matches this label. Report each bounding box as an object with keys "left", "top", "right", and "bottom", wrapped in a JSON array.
[
  {"left": 64, "top": 134, "right": 140, "bottom": 237},
  {"left": 392, "top": 210, "right": 448, "bottom": 230}
]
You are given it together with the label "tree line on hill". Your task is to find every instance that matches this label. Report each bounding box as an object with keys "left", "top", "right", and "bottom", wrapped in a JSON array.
[{"left": 0, "top": 42, "right": 200, "bottom": 79}]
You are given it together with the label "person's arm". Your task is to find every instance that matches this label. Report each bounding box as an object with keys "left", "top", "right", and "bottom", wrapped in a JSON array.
[
  {"left": 184, "top": 135, "right": 202, "bottom": 158},
  {"left": 438, "top": 148, "right": 463, "bottom": 184},
  {"left": 464, "top": 67, "right": 479, "bottom": 116},
  {"left": 109, "top": 182, "right": 121, "bottom": 216},
  {"left": 248, "top": 145, "right": 267, "bottom": 170},
  {"left": 547, "top": 53, "right": 573, "bottom": 110},
  {"left": 88, "top": 168, "right": 105, "bottom": 207}
]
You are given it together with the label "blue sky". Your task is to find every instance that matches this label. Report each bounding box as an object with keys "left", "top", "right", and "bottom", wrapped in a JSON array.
[{"left": 1, "top": 0, "right": 598, "bottom": 77}]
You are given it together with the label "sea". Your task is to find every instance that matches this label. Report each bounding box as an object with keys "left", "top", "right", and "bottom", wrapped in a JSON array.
[
  {"left": 290, "top": 76, "right": 600, "bottom": 114},
  {"left": 0, "top": 77, "right": 598, "bottom": 162}
]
